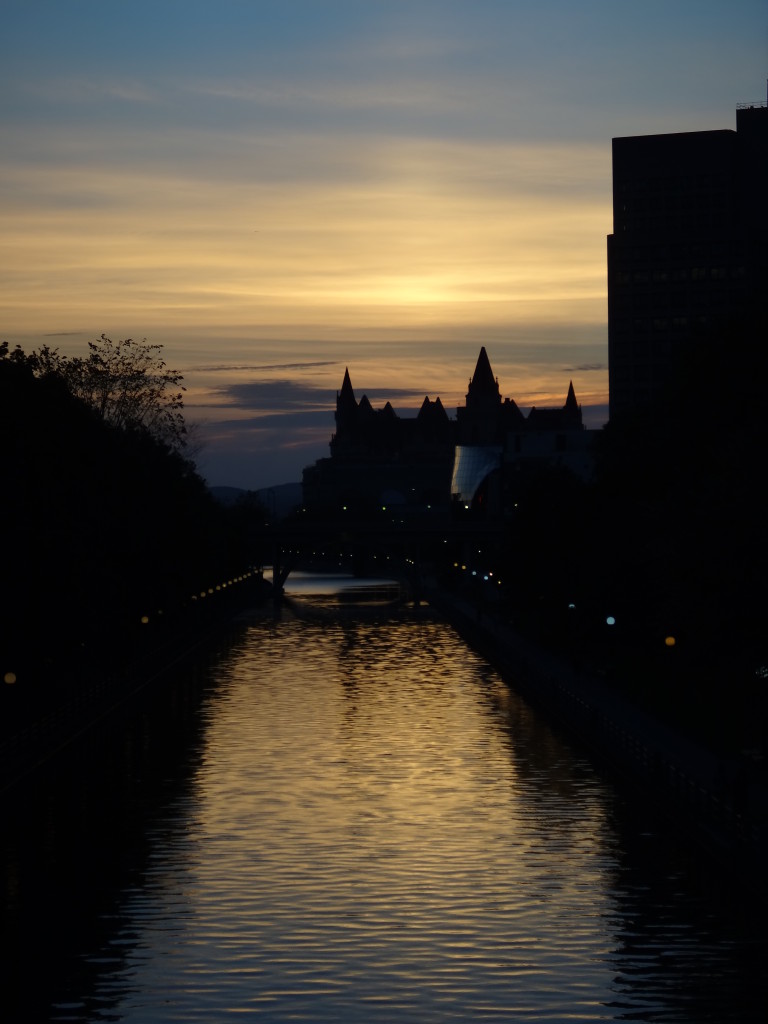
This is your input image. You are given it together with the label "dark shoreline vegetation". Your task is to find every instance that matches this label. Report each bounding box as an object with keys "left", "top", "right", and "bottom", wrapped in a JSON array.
[
  {"left": 0, "top": 338, "right": 269, "bottom": 760},
  {"left": 2, "top": 330, "right": 767, "bottom": 796}
]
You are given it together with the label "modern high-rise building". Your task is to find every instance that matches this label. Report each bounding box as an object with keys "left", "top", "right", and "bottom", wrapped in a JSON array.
[{"left": 607, "top": 95, "right": 768, "bottom": 419}]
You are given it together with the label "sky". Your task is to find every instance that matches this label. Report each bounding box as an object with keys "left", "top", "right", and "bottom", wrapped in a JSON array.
[{"left": 2, "top": 1, "right": 766, "bottom": 490}]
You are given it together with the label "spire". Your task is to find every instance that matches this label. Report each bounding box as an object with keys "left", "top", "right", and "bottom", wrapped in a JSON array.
[
  {"left": 465, "top": 346, "right": 501, "bottom": 409},
  {"left": 471, "top": 346, "right": 497, "bottom": 392},
  {"left": 338, "top": 367, "right": 356, "bottom": 406},
  {"left": 458, "top": 346, "right": 503, "bottom": 444},
  {"left": 563, "top": 380, "right": 583, "bottom": 428},
  {"left": 335, "top": 366, "right": 358, "bottom": 435}
]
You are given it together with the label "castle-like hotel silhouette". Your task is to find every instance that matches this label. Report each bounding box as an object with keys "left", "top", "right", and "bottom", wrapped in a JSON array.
[{"left": 302, "top": 346, "right": 594, "bottom": 514}]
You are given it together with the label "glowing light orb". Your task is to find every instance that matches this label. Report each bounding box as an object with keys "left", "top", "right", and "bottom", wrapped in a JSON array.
[
  {"left": 606, "top": 616, "right": 616, "bottom": 626},
  {"left": 665, "top": 636, "right": 676, "bottom": 647},
  {"left": 4, "top": 671, "right": 17, "bottom": 685}
]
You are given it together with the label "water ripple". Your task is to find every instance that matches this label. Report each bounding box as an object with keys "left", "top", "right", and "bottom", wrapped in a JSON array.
[{"left": 26, "top": 613, "right": 764, "bottom": 1022}]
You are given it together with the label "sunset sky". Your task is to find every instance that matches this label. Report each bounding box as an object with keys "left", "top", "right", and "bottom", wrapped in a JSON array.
[{"left": 2, "top": 1, "right": 766, "bottom": 489}]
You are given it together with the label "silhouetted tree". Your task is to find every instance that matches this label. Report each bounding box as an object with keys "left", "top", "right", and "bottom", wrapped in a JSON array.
[
  {"left": 0, "top": 341, "right": 253, "bottom": 721},
  {"left": 3, "top": 335, "right": 187, "bottom": 451}
]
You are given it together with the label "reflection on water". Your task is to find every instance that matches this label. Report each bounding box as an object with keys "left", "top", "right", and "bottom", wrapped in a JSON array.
[
  {"left": 1, "top": 608, "right": 763, "bottom": 1022},
  {"left": 272, "top": 568, "right": 404, "bottom": 604}
]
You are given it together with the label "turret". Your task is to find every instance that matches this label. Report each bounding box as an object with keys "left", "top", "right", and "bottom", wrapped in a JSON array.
[
  {"left": 457, "top": 346, "right": 503, "bottom": 443},
  {"left": 465, "top": 346, "right": 501, "bottom": 412},
  {"left": 563, "top": 380, "right": 583, "bottom": 428},
  {"left": 335, "top": 367, "right": 358, "bottom": 432},
  {"left": 330, "top": 366, "right": 360, "bottom": 455}
]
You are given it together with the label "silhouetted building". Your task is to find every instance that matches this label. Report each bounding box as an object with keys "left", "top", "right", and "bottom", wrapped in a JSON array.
[
  {"left": 607, "top": 95, "right": 768, "bottom": 419},
  {"left": 303, "top": 348, "right": 595, "bottom": 515},
  {"left": 451, "top": 348, "right": 594, "bottom": 514},
  {"left": 302, "top": 367, "right": 455, "bottom": 511}
]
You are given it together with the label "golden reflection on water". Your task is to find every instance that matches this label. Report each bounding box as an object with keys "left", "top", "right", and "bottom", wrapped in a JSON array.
[
  {"left": 67, "top": 610, "right": 761, "bottom": 1024},
  {"left": 160, "top": 612, "right": 620, "bottom": 1022}
]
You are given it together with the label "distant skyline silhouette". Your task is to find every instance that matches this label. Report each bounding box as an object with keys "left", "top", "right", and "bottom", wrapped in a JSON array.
[{"left": 2, "top": 1, "right": 765, "bottom": 488}]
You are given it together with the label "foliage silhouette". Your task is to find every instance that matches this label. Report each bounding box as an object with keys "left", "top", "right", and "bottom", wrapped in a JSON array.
[
  {"left": 3, "top": 335, "right": 187, "bottom": 451},
  {"left": 1, "top": 342, "right": 263, "bottom": 719}
]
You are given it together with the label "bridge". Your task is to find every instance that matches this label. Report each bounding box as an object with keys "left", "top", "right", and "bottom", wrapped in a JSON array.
[{"left": 263, "top": 508, "right": 505, "bottom": 594}]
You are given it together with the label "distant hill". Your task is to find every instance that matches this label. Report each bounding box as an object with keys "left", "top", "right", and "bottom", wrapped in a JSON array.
[{"left": 209, "top": 482, "right": 303, "bottom": 519}]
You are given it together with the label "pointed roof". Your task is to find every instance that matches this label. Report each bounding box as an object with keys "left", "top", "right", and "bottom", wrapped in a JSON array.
[
  {"left": 563, "top": 380, "right": 583, "bottom": 427},
  {"left": 417, "top": 394, "right": 450, "bottom": 425},
  {"left": 337, "top": 367, "right": 356, "bottom": 408},
  {"left": 358, "top": 393, "right": 374, "bottom": 418},
  {"left": 471, "top": 346, "right": 497, "bottom": 391},
  {"left": 465, "top": 345, "right": 501, "bottom": 409}
]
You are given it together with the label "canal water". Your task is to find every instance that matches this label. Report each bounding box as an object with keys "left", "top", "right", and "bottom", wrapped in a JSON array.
[{"left": 2, "top": 599, "right": 764, "bottom": 1022}]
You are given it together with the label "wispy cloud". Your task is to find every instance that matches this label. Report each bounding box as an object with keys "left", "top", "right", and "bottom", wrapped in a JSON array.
[
  {"left": 202, "top": 409, "right": 332, "bottom": 434},
  {"left": 196, "top": 377, "right": 443, "bottom": 415},
  {"left": 3, "top": 0, "right": 761, "bottom": 488},
  {"left": 186, "top": 361, "right": 338, "bottom": 374},
  {"left": 17, "top": 76, "right": 162, "bottom": 106},
  {"left": 211, "top": 380, "right": 334, "bottom": 412}
]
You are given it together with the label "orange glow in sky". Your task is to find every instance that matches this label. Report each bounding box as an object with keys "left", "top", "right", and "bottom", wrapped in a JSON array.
[{"left": 2, "top": 2, "right": 763, "bottom": 487}]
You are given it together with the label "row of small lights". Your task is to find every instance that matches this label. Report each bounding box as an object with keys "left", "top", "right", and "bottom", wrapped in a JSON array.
[
  {"left": 278, "top": 547, "right": 434, "bottom": 574},
  {"left": 279, "top": 548, "right": 352, "bottom": 564},
  {"left": 285, "top": 549, "right": 422, "bottom": 566},
  {"left": 454, "top": 562, "right": 679, "bottom": 648},
  {"left": 140, "top": 568, "right": 258, "bottom": 623},
  {"left": 454, "top": 561, "right": 503, "bottom": 587},
  {"left": 187, "top": 568, "right": 257, "bottom": 606},
  {"left": 298, "top": 502, "right": 436, "bottom": 513},
  {"left": 3, "top": 569, "right": 259, "bottom": 686},
  {"left": 280, "top": 549, "right": 405, "bottom": 566}
]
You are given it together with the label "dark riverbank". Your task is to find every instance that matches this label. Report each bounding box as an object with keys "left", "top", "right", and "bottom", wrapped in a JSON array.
[
  {"left": 423, "top": 581, "right": 767, "bottom": 894},
  {"left": 0, "top": 574, "right": 271, "bottom": 796}
]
